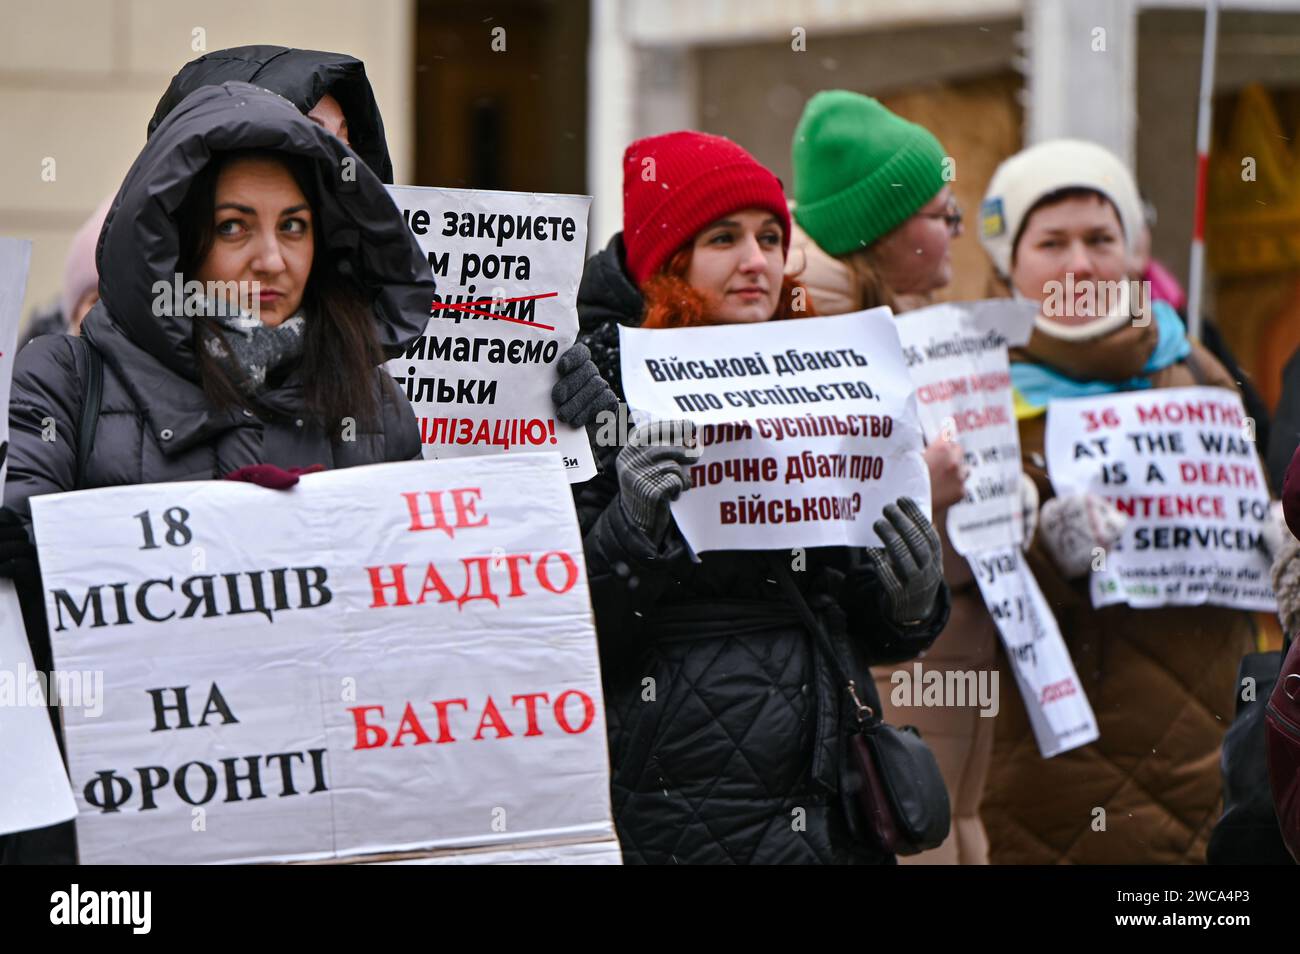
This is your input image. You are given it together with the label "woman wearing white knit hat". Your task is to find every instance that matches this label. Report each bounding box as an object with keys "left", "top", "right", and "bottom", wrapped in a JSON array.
[{"left": 975, "top": 139, "right": 1256, "bottom": 864}]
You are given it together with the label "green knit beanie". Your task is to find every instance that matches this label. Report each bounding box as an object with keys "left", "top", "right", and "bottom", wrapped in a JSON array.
[{"left": 792, "top": 90, "right": 948, "bottom": 256}]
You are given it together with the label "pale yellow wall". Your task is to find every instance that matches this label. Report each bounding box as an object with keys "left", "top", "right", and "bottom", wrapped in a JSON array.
[{"left": 0, "top": 0, "right": 414, "bottom": 329}]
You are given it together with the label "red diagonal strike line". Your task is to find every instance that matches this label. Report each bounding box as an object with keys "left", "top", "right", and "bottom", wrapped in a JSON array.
[{"left": 432, "top": 291, "right": 559, "bottom": 332}]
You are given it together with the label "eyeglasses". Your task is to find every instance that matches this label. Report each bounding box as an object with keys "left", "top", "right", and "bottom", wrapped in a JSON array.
[{"left": 924, "top": 198, "right": 963, "bottom": 237}]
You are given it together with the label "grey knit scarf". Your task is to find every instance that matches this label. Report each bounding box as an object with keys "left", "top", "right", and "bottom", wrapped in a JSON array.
[{"left": 203, "top": 309, "right": 306, "bottom": 396}]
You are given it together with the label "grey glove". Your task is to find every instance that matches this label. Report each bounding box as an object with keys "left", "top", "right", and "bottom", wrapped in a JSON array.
[
  {"left": 1019, "top": 472, "right": 1040, "bottom": 552},
  {"left": 866, "top": 496, "right": 944, "bottom": 626},
  {"left": 552, "top": 342, "right": 619, "bottom": 426},
  {"left": 615, "top": 420, "right": 697, "bottom": 543},
  {"left": 1262, "top": 500, "right": 1292, "bottom": 563},
  {"left": 1039, "top": 492, "right": 1127, "bottom": 579}
]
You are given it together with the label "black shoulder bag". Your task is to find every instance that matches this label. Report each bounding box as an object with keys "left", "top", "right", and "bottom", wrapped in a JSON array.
[{"left": 774, "top": 563, "right": 950, "bottom": 856}]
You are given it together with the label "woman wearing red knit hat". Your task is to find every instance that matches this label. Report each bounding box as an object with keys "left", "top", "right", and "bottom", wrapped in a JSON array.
[{"left": 575, "top": 130, "right": 950, "bottom": 864}]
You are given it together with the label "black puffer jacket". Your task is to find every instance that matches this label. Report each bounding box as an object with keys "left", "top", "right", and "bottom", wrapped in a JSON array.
[
  {"left": 148, "top": 45, "right": 395, "bottom": 182},
  {"left": 576, "top": 236, "right": 950, "bottom": 864},
  {"left": 0, "top": 83, "right": 431, "bottom": 865},
  {"left": 7, "top": 82, "right": 431, "bottom": 524}
]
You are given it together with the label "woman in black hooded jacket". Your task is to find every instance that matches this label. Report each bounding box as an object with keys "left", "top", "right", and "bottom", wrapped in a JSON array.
[
  {"left": 147, "top": 45, "right": 617, "bottom": 433},
  {"left": 9, "top": 82, "right": 431, "bottom": 516},
  {"left": 0, "top": 82, "right": 433, "bottom": 863},
  {"left": 575, "top": 131, "right": 950, "bottom": 864}
]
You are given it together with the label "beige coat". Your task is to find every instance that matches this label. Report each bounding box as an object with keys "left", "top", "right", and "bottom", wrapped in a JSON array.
[
  {"left": 789, "top": 221, "right": 998, "bottom": 865},
  {"left": 981, "top": 330, "right": 1256, "bottom": 864}
]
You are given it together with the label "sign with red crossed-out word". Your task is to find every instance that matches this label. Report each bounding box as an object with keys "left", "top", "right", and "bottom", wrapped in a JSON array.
[
  {"left": 386, "top": 185, "right": 596, "bottom": 482},
  {"left": 33, "top": 453, "right": 617, "bottom": 864}
]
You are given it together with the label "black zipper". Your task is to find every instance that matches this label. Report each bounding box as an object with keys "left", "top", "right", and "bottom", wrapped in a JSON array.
[{"left": 1267, "top": 699, "right": 1300, "bottom": 739}]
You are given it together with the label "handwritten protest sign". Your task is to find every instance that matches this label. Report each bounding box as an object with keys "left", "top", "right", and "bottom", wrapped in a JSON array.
[
  {"left": 0, "top": 575, "right": 81, "bottom": 835},
  {"left": 897, "top": 300, "right": 1097, "bottom": 758},
  {"left": 0, "top": 236, "right": 79, "bottom": 836},
  {"left": 618, "top": 311, "right": 930, "bottom": 552},
  {"left": 896, "top": 300, "right": 1036, "bottom": 554},
  {"left": 1046, "top": 386, "right": 1275, "bottom": 612},
  {"left": 0, "top": 237, "right": 28, "bottom": 490},
  {"left": 386, "top": 186, "right": 595, "bottom": 482},
  {"left": 34, "top": 454, "right": 617, "bottom": 864},
  {"left": 969, "top": 547, "right": 1099, "bottom": 757}
]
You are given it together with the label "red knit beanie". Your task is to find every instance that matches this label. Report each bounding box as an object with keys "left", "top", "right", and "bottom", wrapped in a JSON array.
[{"left": 622, "top": 131, "right": 791, "bottom": 286}]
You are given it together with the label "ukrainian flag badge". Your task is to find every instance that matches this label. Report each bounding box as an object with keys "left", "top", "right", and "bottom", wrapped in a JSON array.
[{"left": 980, "top": 197, "right": 1005, "bottom": 239}]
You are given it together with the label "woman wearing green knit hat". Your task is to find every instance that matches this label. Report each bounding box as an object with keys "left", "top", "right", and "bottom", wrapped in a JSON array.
[
  {"left": 788, "top": 91, "right": 964, "bottom": 505},
  {"left": 788, "top": 89, "right": 959, "bottom": 316},
  {"left": 787, "top": 89, "right": 996, "bottom": 868}
]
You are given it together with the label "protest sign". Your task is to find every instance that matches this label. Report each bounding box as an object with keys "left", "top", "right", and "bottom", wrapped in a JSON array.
[
  {"left": 0, "top": 237, "right": 27, "bottom": 488},
  {"left": 895, "top": 300, "right": 1036, "bottom": 554},
  {"left": 385, "top": 185, "right": 596, "bottom": 482},
  {"left": 897, "top": 300, "right": 1096, "bottom": 758},
  {"left": 969, "top": 547, "right": 1099, "bottom": 757},
  {"left": 1046, "top": 386, "right": 1275, "bottom": 612},
  {"left": 0, "top": 236, "right": 79, "bottom": 836},
  {"left": 34, "top": 453, "right": 618, "bottom": 864},
  {"left": 618, "top": 310, "right": 930, "bottom": 553},
  {"left": 0, "top": 579, "right": 81, "bottom": 836},
  {"left": 371, "top": 839, "right": 623, "bottom": 865}
]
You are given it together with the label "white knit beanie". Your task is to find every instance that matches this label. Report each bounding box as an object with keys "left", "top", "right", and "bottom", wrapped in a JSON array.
[{"left": 978, "top": 139, "right": 1143, "bottom": 281}]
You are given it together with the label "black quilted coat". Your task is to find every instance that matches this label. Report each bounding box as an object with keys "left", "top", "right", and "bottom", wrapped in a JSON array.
[{"left": 576, "top": 235, "right": 950, "bottom": 864}]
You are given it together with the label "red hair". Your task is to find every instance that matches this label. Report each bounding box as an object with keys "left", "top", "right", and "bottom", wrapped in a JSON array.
[{"left": 640, "top": 246, "right": 817, "bottom": 329}]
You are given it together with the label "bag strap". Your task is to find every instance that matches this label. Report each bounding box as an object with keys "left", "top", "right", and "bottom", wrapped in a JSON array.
[
  {"left": 73, "top": 336, "right": 103, "bottom": 491},
  {"left": 770, "top": 555, "right": 878, "bottom": 728}
]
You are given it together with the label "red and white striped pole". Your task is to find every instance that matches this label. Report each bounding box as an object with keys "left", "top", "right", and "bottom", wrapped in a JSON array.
[{"left": 1187, "top": 0, "right": 1220, "bottom": 341}]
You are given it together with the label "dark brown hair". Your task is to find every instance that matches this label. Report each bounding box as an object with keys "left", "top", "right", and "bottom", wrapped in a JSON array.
[
  {"left": 1010, "top": 186, "right": 1122, "bottom": 271},
  {"left": 640, "top": 245, "right": 817, "bottom": 329},
  {"left": 175, "top": 149, "right": 383, "bottom": 437}
]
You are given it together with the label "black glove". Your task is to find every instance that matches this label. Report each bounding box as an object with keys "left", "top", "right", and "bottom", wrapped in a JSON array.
[
  {"left": 865, "top": 497, "right": 944, "bottom": 626},
  {"left": 552, "top": 342, "right": 619, "bottom": 427},
  {"left": 0, "top": 506, "right": 37, "bottom": 579}
]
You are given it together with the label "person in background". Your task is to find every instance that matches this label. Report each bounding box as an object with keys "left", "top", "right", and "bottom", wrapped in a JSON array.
[
  {"left": 786, "top": 88, "right": 1028, "bottom": 865},
  {"left": 1132, "top": 198, "right": 1186, "bottom": 314},
  {"left": 16, "top": 299, "right": 63, "bottom": 354},
  {"left": 16, "top": 198, "right": 112, "bottom": 352},
  {"left": 148, "top": 45, "right": 397, "bottom": 183},
  {"left": 575, "top": 129, "right": 950, "bottom": 864},
  {"left": 1132, "top": 197, "right": 1271, "bottom": 474},
  {"left": 977, "top": 138, "right": 1257, "bottom": 864},
  {"left": 60, "top": 196, "right": 114, "bottom": 335}
]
